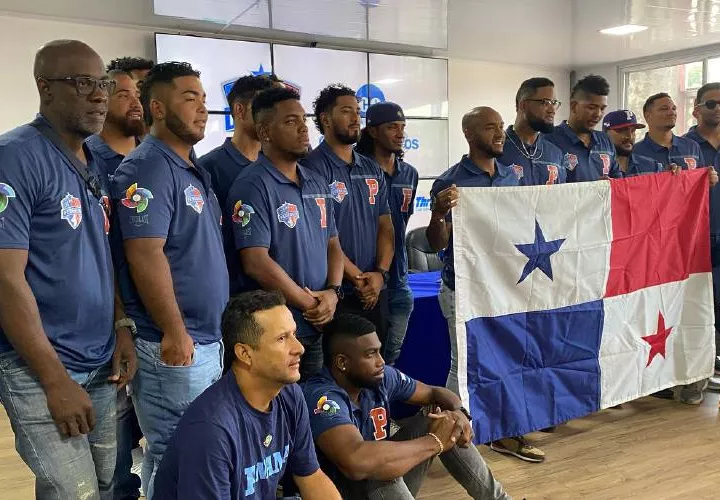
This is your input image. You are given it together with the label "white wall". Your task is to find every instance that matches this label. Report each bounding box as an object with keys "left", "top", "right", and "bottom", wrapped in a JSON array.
[
  {"left": 448, "top": 59, "right": 571, "bottom": 162},
  {"left": 0, "top": 15, "right": 153, "bottom": 133}
]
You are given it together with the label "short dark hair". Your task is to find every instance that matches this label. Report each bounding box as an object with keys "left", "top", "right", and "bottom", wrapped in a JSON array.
[
  {"left": 696, "top": 82, "right": 720, "bottom": 105},
  {"left": 516, "top": 77, "right": 555, "bottom": 108},
  {"left": 107, "top": 57, "right": 154, "bottom": 73},
  {"left": 354, "top": 127, "right": 404, "bottom": 160},
  {"left": 140, "top": 61, "right": 200, "bottom": 126},
  {"left": 227, "top": 75, "right": 276, "bottom": 110},
  {"left": 313, "top": 84, "right": 357, "bottom": 134},
  {"left": 221, "top": 290, "right": 286, "bottom": 371},
  {"left": 570, "top": 74, "right": 610, "bottom": 100},
  {"left": 251, "top": 87, "right": 301, "bottom": 123},
  {"left": 643, "top": 92, "right": 671, "bottom": 114},
  {"left": 322, "top": 313, "right": 377, "bottom": 367}
]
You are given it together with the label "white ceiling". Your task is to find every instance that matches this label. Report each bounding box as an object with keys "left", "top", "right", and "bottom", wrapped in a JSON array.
[{"left": 2, "top": 0, "right": 720, "bottom": 68}]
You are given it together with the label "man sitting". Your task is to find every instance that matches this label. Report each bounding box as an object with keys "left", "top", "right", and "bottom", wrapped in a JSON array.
[
  {"left": 302, "top": 313, "right": 510, "bottom": 499},
  {"left": 153, "top": 290, "right": 341, "bottom": 499}
]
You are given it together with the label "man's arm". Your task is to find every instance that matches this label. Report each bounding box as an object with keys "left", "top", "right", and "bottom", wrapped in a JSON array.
[
  {"left": 375, "top": 214, "right": 395, "bottom": 272},
  {"left": 326, "top": 235, "right": 344, "bottom": 288},
  {"left": 405, "top": 381, "right": 474, "bottom": 447},
  {"left": 109, "top": 282, "right": 137, "bottom": 388},
  {"left": 426, "top": 184, "right": 457, "bottom": 252},
  {"left": 0, "top": 249, "right": 94, "bottom": 437},
  {"left": 240, "top": 248, "right": 316, "bottom": 312},
  {"left": 293, "top": 470, "right": 342, "bottom": 500},
  {"left": 315, "top": 424, "right": 440, "bottom": 481},
  {"left": 123, "top": 238, "right": 193, "bottom": 366},
  {"left": 304, "top": 236, "right": 343, "bottom": 326}
]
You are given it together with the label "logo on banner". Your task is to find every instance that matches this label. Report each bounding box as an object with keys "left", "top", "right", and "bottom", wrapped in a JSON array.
[
  {"left": 60, "top": 193, "right": 82, "bottom": 229},
  {"left": 184, "top": 185, "right": 205, "bottom": 214},
  {"left": 356, "top": 84, "right": 386, "bottom": 117},
  {"left": 277, "top": 202, "right": 300, "bottom": 228}
]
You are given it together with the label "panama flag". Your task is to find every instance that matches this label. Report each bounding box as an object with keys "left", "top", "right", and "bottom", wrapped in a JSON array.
[{"left": 453, "top": 170, "right": 715, "bottom": 444}]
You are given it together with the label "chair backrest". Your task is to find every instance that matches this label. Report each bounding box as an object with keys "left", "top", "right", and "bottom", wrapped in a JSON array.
[{"left": 406, "top": 226, "right": 443, "bottom": 273}]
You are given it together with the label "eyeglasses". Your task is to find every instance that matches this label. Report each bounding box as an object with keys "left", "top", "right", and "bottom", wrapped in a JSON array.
[
  {"left": 697, "top": 99, "right": 720, "bottom": 110},
  {"left": 525, "top": 98, "right": 562, "bottom": 110},
  {"left": 40, "top": 76, "right": 116, "bottom": 96}
]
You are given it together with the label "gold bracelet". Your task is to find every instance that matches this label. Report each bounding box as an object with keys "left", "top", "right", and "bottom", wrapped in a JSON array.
[{"left": 427, "top": 432, "right": 443, "bottom": 456}]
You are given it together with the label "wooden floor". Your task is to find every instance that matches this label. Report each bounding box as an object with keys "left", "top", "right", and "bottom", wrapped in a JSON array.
[{"left": 1, "top": 394, "right": 719, "bottom": 499}]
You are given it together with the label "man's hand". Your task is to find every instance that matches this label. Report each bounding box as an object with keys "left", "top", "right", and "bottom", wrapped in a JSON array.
[
  {"left": 427, "top": 407, "right": 463, "bottom": 452},
  {"left": 45, "top": 377, "right": 95, "bottom": 437},
  {"left": 303, "top": 288, "right": 338, "bottom": 326},
  {"left": 161, "top": 330, "right": 195, "bottom": 366},
  {"left": 709, "top": 166, "right": 719, "bottom": 187},
  {"left": 355, "top": 272, "right": 383, "bottom": 310},
  {"left": 667, "top": 163, "right": 681, "bottom": 175},
  {"left": 431, "top": 184, "right": 458, "bottom": 218},
  {"left": 108, "top": 327, "right": 137, "bottom": 389},
  {"left": 450, "top": 409, "right": 474, "bottom": 448}
]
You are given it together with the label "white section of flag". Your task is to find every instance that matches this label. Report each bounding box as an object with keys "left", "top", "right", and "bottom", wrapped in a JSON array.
[{"left": 600, "top": 273, "right": 715, "bottom": 407}]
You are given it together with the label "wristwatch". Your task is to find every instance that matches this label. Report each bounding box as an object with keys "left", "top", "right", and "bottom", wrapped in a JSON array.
[
  {"left": 376, "top": 268, "right": 390, "bottom": 284},
  {"left": 326, "top": 285, "right": 344, "bottom": 300},
  {"left": 114, "top": 317, "right": 137, "bottom": 337}
]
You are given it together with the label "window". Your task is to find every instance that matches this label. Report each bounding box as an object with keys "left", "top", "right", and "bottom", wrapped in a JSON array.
[{"left": 624, "top": 61, "right": 703, "bottom": 136}]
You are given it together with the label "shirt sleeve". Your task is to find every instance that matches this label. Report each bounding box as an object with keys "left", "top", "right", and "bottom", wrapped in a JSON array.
[
  {"left": 408, "top": 167, "right": 419, "bottom": 217},
  {"left": 112, "top": 157, "right": 174, "bottom": 240},
  {"left": 172, "top": 422, "right": 233, "bottom": 500},
  {"left": 383, "top": 366, "right": 418, "bottom": 403},
  {"left": 304, "top": 385, "right": 354, "bottom": 439},
  {"left": 226, "top": 177, "right": 271, "bottom": 250},
  {"left": 0, "top": 146, "right": 41, "bottom": 250},
  {"left": 377, "top": 168, "right": 391, "bottom": 216},
  {"left": 287, "top": 385, "right": 320, "bottom": 477}
]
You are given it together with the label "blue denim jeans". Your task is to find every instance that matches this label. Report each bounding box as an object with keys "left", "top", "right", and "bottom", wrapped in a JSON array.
[
  {"left": 384, "top": 285, "right": 415, "bottom": 365},
  {"left": 0, "top": 351, "right": 116, "bottom": 500},
  {"left": 114, "top": 387, "right": 142, "bottom": 500},
  {"left": 132, "top": 338, "right": 222, "bottom": 499}
]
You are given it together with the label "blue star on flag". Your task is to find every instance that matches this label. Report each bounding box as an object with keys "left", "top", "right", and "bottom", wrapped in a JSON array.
[
  {"left": 251, "top": 64, "right": 272, "bottom": 76},
  {"left": 515, "top": 220, "right": 565, "bottom": 284}
]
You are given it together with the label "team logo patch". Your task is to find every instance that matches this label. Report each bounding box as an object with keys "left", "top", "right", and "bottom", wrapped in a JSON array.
[
  {"left": 276, "top": 202, "right": 299, "bottom": 228},
  {"left": 60, "top": 193, "right": 82, "bottom": 229},
  {"left": 511, "top": 164, "right": 524, "bottom": 179},
  {"left": 0, "top": 183, "right": 16, "bottom": 214},
  {"left": 329, "top": 181, "right": 349, "bottom": 203},
  {"left": 121, "top": 183, "right": 153, "bottom": 213},
  {"left": 263, "top": 435, "right": 273, "bottom": 448},
  {"left": 231, "top": 200, "right": 255, "bottom": 227},
  {"left": 184, "top": 185, "right": 205, "bottom": 214},
  {"left": 314, "top": 396, "right": 340, "bottom": 416},
  {"left": 566, "top": 153, "right": 578, "bottom": 171}
]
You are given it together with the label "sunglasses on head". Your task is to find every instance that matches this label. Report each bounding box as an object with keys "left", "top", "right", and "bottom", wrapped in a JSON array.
[{"left": 698, "top": 99, "right": 720, "bottom": 110}]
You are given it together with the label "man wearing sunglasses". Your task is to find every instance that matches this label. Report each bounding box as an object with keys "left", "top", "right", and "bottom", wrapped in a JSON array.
[
  {"left": 686, "top": 83, "right": 720, "bottom": 393},
  {"left": 0, "top": 39, "right": 136, "bottom": 498},
  {"left": 545, "top": 74, "right": 622, "bottom": 182},
  {"left": 500, "top": 77, "right": 567, "bottom": 185}
]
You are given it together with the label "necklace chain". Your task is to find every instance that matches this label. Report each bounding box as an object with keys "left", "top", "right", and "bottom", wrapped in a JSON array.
[{"left": 506, "top": 130, "right": 543, "bottom": 161}]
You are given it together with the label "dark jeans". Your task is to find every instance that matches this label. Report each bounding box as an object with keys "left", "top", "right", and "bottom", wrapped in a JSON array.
[
  {"left": 114, "top": 388, "right": 142, "bottom": 500},
  {"left": 336, "top": 289, "right": 390, "bottom": 348},
  {"left": 332, "top": 414, "right": 510, "bottom": 500}
]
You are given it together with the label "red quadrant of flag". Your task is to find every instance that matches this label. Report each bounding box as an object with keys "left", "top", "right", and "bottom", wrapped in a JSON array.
[{"left": 605, "top": 169, "right": 710, "bottom": 298}]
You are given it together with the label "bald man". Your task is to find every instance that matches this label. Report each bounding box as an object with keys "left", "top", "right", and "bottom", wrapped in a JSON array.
[
  {"left": 426, "top": 107, "right": 546, "bottom": 464},
  {"left": 0, "top": 40, "right": 137, "bottom": 499}
]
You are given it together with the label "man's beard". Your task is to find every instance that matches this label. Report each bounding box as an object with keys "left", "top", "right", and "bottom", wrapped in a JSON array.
[
  {"left": 334, "top": 123, "right": 360, "bottom": 145},
  {"left": 106, "top": 111, "right": 145, "bottom": 138},
  {"left": 528, "top": 116, "right": 555, "bottom": 134},
  {"left": 473, "top": 138, "right": 503, "bottom": 159},
  {"left": 166, "top": 108, "right": 204, "bottom": 145},
  {"left": 346, "top": 371, "right": 382, "bottom": 389},
  {"left": 616, "top": 146, "right": 631, "bottom": 157}
]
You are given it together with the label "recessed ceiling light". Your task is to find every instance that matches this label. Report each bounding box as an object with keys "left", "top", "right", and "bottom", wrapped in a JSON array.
[{"left": 600, "top": 24, "right": 649, "bottom": 36}]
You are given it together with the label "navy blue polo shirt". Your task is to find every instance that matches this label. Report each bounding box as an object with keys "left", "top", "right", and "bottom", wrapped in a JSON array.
[
  {"left": 154, "top": 372, "right": 319, "bottom": 500},
  {"left": 544, "top": 121, "right": 622, "bottom": 182},
  {"left": 0, "top": 116, "right": 115, "bottom": 371},
  {"left": 500, "top": 126, "right": 567, "bottom": 186},
  {"left": 384, "top": 158, "right": 418, "bottom": 289},
  {"left": 686, "top": 126, "right": 720, "bottom": 238},
  {"left": 198, "top": 138, "right": 253, "bottom": 295},
  {"left": 86, "top": 134, "right": 126, "bottom": 181},
  {"left": 112, "top": 135, "right": 229, "bottom": 344},
  {"left": 623, "top": 154, "right": 664, "bottom": 177},
  {"left": 302, "top": 141, "right": 390, "bottom": 291},
  {"left": 431, "top": 156, "right": 519, "bottom": 290},
  {"left": 227, "top": 154, "right": 338, "bottom": 337},
  {"left": 631, "top": 133, "right": 704, "bottom": 172}
]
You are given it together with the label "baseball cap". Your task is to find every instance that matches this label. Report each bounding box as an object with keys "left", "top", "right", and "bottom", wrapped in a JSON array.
[
  {"left": 366, "top": 101, "right": 405, "bottom": 127},
  {"left": 602, "top": 110, "right": 646, "bottom": 132}
]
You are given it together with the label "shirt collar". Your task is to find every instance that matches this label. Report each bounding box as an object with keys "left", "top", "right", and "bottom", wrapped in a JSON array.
[
  {"left": 318, "top": 140, "right": 360, "bottom": 168},
  {"left": 144, "top": 134, "right": 198, "bottom": 169},
  {"left": 557, "top": 121, "right": 595, "bottom": 147},
  {"left": 459, "top": 155, "right": 512, "bottom": 179},
  {"left": 641, "top": 132, "right": 681, "bottom": 151},
  {"left": 221, "top": 137, "right": 252, "bottom": 167},
  {"left": 686, "top": 126, "right": 709, "bottom": 145},
  {"left": 256, "top": 153, "right": 308, "bottom": 186},
  {"left": 86, "top": 134, "right": 123, "bottom": 161}
]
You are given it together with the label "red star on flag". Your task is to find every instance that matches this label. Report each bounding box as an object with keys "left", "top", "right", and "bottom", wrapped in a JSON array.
[{"left": 641, "top": 312, "right": 674, "bottom": 367}]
